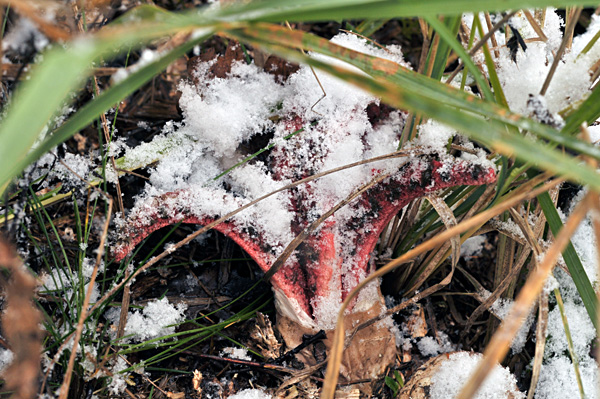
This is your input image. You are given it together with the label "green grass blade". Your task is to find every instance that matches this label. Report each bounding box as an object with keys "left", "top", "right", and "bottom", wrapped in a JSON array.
[
  {"left": 214, "top": 0, "right": 600, "bottom": 22},
  {"left": 554, "top": 288, "right": 586, "bottom": 399},
  {"left": 354, "top": 19, "right": 388, "bottom": 36},
  {"left": 228, "top": 25, "right": 600, "bottom": 190},
  {"left": 425, "top": 15, "right": 494, "bottom": 100},
  {"left": 473, "top": 14, "right": 508, "bottom": 106},
  {"left": 538, "top": 191, "right": 598, "bottom": 332},
  {"left": 561, "top": 83, "right": 600, "bottom": 135},
  {"left": 427, "top": 15, "right": 461, "bottom": 81}
]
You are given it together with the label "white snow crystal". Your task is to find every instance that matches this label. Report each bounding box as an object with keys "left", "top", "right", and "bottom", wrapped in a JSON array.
[
  {"left": 417, "top": 331, "right": 456, "bottom": 357},
  {"left": 535, "top": 356, "right": 598, "bottom": 399},
  {"left": 430, "top": 352, "right": 524, "bottom": 399},
  {"left": 226, "top": 389, "right": 272, "bottom": 399},
  {"left": 220, "top": 347, "right": 252, "bottom": 361},
  {"left": 106, "top": 297, "right": 187, "bottom": 342},
  {"left": 461, "top": 235, "right": 486, "bottom": 258},
  {"left": 494, "top": 9, "right": 595, "bottom": 116},
  {"left": 0, "top": 349, "right": 14, "bottom": 375}
]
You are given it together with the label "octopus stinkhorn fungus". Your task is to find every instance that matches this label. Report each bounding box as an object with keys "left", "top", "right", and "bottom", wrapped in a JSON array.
[{"left": 112, "top": 35, "right": 496, "bottom": 383}]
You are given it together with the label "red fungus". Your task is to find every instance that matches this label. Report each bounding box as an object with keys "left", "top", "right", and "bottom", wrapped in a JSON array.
[
  {"left": 113, "top": 37, "right": 496, "bottom": 382},
  {"left": 114, "top": 153, "right": 495, "bottom": 324}
]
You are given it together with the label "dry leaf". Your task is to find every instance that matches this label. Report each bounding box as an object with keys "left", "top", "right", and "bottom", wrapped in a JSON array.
[
  {"left": 192, "top": 370, "right": 203, "bottom": 395},
  {"left": 249, "top": 312, "right": 282, "bottom": 360},
  {"left": 277, "top": 298, "right": 396, "bottom": 389},
  {"left": 406, "top": 305, "right": 428, "bottom": 338}
]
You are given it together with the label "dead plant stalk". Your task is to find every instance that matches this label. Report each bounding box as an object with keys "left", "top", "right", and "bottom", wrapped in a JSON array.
[{"left": 457, "top": 190, "right": 594, "bottom": 399}]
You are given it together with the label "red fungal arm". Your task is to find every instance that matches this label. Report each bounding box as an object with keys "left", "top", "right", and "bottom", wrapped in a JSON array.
[
  {"left": 112, "top": 195, "right": 313, "bottom": 317},
  {"left": 340, "top": 158, "right": 496, "bottom": 299},
  {"left": 113, "top": 156, "right": 495, "bottom": 322}
]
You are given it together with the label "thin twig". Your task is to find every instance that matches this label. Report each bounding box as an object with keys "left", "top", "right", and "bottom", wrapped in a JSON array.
[
  {"left": 540, "top": 7, "right": 582, "bottom": 95},
  {"left": 445, "top": 11, "right": 518, "bottom": 84},
  {"left": 523, "top": 10, "right": 549, "bottom": 43},
  {"left": 484, "top": 12, "right": 500, "bottom": 58}
]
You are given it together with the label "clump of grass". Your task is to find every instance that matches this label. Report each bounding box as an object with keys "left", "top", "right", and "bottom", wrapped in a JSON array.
[{"left": 1, "top": 1, "right": 600, "bottom": 399}]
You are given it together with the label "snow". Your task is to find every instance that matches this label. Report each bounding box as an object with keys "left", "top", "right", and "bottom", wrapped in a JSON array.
[
  {"left": 107, "top": 356, "right": 130, "bottom": 395},
  {"left": 104, "top": 297, "right": 187, "bottom": 342},
  {"left": 461, "top": 235, "right": 486, "bottom": 258},
  {"left": 40, "top": 261, "right": 101, "bottom": 313},
  {"left": 112, "top": 49, "right": 164, "bottom": 84},
  {"left": 546, "top": 299, "right": 595, "bottom": 359},
  {"left": 415, "top": 120, "right": 457, "bottom": 153},
  {"left": 226, "top": 389, "right": 272, "bottom": 399},
  {"left": 430, "top": 352, "right": 525, "bottom": 399},
  {"left": 220, "top": 347, "right": 252, "bottom": 361},
  {"left": 493, "top": 9, "right": 597, "bottom": 116},
  {"left": 0, "top": 349, "right": 14, "bottom": 375},
  {"left": 2, "top": 17, "right": 49, "bottom": 55},
  {"left": 179, "top": 60, "right": 284, "bottom": 159},
  {"left": 535, "top": 356, "right": 598, "bottom": 399},
  {"left": 417, "top": 331, "right": 456, "bottom": 357}
]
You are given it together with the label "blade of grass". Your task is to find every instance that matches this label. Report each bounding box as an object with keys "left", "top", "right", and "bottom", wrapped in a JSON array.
[
  {"left": 424, "top": 15, "right": 494, "bottom": 100},
  {"left": 214, "top": 0, "right": 600, "bottom": 23},
  {"left": 538, "top": 191, "right": 598, "bottom": 331},
  {"left": 229, "top": 24, "right": 600, "bottom": 163},
  {"left": 561, "top": 83, "right": 600, "bottom": 135},
  {"left": 473, "top": 14, "right": 508, "bottom": 106},
  {"left": 528, "top": 291, "right": 549, "bottom": 399},
  {"left": 228, "top": 25, "right": 600, "bottom": 191},
  {"left": 554, "top": 287, "right": 586, "bottom": 399},
  {"left": 354, "top": 19, "right": 388, "bottom": 36},
  {"left": 427, "top": 15, "right": 461, "bottom": 81}
]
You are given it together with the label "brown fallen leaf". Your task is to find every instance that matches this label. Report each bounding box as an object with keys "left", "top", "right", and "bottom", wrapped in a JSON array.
[
  {"left": 249, "top": 312, "right": 282, "bottom": 360},
  {"left": 406, "top": 305, "right": 428, "bottom": 339},
  {"left": 192, "top": 370, "right": 203, "bottom": 395}
]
